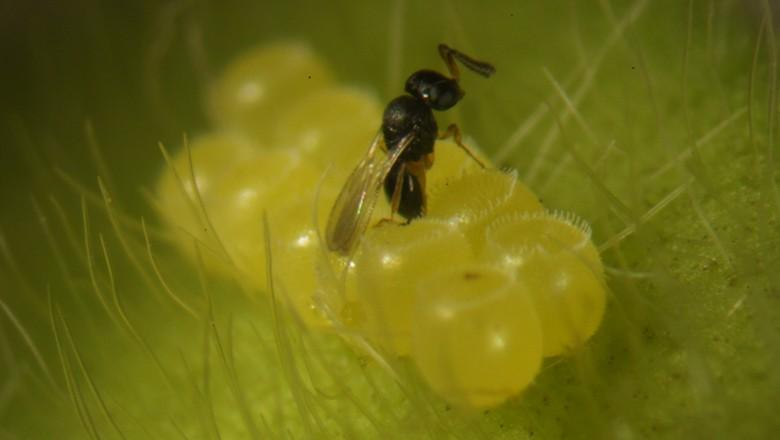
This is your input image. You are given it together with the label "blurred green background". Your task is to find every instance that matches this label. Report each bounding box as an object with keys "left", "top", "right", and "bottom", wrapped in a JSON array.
[{"left": 1, "top": 0, "right": 779, "bottom": 438}]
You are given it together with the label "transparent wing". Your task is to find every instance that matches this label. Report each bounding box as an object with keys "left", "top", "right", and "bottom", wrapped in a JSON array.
[{"left": 326, "top": 131, "right": 414, "bottom": 256}]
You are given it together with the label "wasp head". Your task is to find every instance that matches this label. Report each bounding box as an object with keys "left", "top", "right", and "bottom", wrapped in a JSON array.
[{"left": 405, "top": 70, "right": 464, "bottom": 111}]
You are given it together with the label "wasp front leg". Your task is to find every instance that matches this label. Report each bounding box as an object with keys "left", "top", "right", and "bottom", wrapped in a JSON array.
[{"left": 439, "top": 123, "right": 486, "bottom": 168}]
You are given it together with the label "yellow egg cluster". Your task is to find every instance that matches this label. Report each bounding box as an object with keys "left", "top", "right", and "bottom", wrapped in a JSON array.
[
  {"left": 154, "top": 42, "right": 606, "bottom": 410},
  {"left": 350, "top": 170, "right": 606, "bottom": 408},
  {"left": 156, "top": 42, "right": 376, "bottom": 326}
]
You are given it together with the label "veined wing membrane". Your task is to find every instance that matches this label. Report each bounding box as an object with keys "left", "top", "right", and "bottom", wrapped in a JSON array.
[{"left": 326, "top": 132, "right": 414, "bottom": 255}]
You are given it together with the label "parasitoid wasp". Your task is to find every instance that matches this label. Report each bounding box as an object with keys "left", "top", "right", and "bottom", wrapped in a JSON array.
[{"left": 325, "top": 44, "right": 495, "bottom": 256}]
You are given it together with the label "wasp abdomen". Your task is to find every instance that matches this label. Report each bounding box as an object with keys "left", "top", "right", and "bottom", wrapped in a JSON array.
[{"left": 383, "top": 160, "right": 426, "bottom": 220}]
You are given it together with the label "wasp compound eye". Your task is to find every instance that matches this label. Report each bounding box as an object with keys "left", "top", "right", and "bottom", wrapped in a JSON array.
[
  {"left": 428, "top": 80, "right": 463, "bottom": 111},
  {"left": 404, "top": 70, "right": 462, "bottom": 110}
]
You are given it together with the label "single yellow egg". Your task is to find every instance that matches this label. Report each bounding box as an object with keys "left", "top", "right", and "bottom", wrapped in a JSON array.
[
  {"left": 267, "top": 184, "right": 347, "bottom": 328},
  {"left": 207, "top": 42, "right": 334, "bottom": 143},
  {"left": 411, "top": 264, "right": 543, "bottom": 409},
  {"left": 155, "top": 133, "right": 261, "bottom": 223},
  {"left": 485, "top": 211, "right": 606, "bottom": 357},
  {"left": 197, "top": 147, "right": 351, "bottom": 329},
  {"left": 271, "top": 87, "right": 382, "bottom": 172},
  {"left": 155, "top": 133, "right": 262, "bottom": 270},
  {"left": 427, "top": 169, "right": 544, "bottom": 252},
  {"left": 353, "top": 220, "right": 474, "bottom": 355},
  {"left": 204, "top": 149, "right": 322, "bottom": 280}
]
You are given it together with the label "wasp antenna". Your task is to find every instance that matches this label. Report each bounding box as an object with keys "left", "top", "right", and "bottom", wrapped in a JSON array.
[{"left": 438, "top": 44, "right": 496, "bottom": 80}]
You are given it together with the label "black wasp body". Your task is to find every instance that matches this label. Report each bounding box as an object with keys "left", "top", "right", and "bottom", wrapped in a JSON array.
[
  {"left": 379, "top": 47, "right": 495, "bottom": 222},
  {"left": 325, "top": 44, "right": 495, "bottom": 255},
  {"left": 381, "top": 93, "right": 437, "bottom": 219}
]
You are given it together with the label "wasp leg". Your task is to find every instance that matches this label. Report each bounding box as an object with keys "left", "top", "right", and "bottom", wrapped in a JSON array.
[
  {"left": 389, "top": 161, "right": 407, "bottom": 217},
  {"left": 423, "top": 152, "right": 435, "bottom": 170},
  {"left": 439, "top": 123, "right": 486, "bottom": 168},
  {"left": 376, "top": 161, "right": 407, "bottom": 227},
  {"left": 405, "top": 160, "right": 429, "bottom": 218}
]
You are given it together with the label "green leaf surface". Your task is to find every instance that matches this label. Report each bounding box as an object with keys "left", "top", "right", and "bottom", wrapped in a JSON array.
[{"left": 1, "top": 0, "right": 778, "bottom": 438}]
